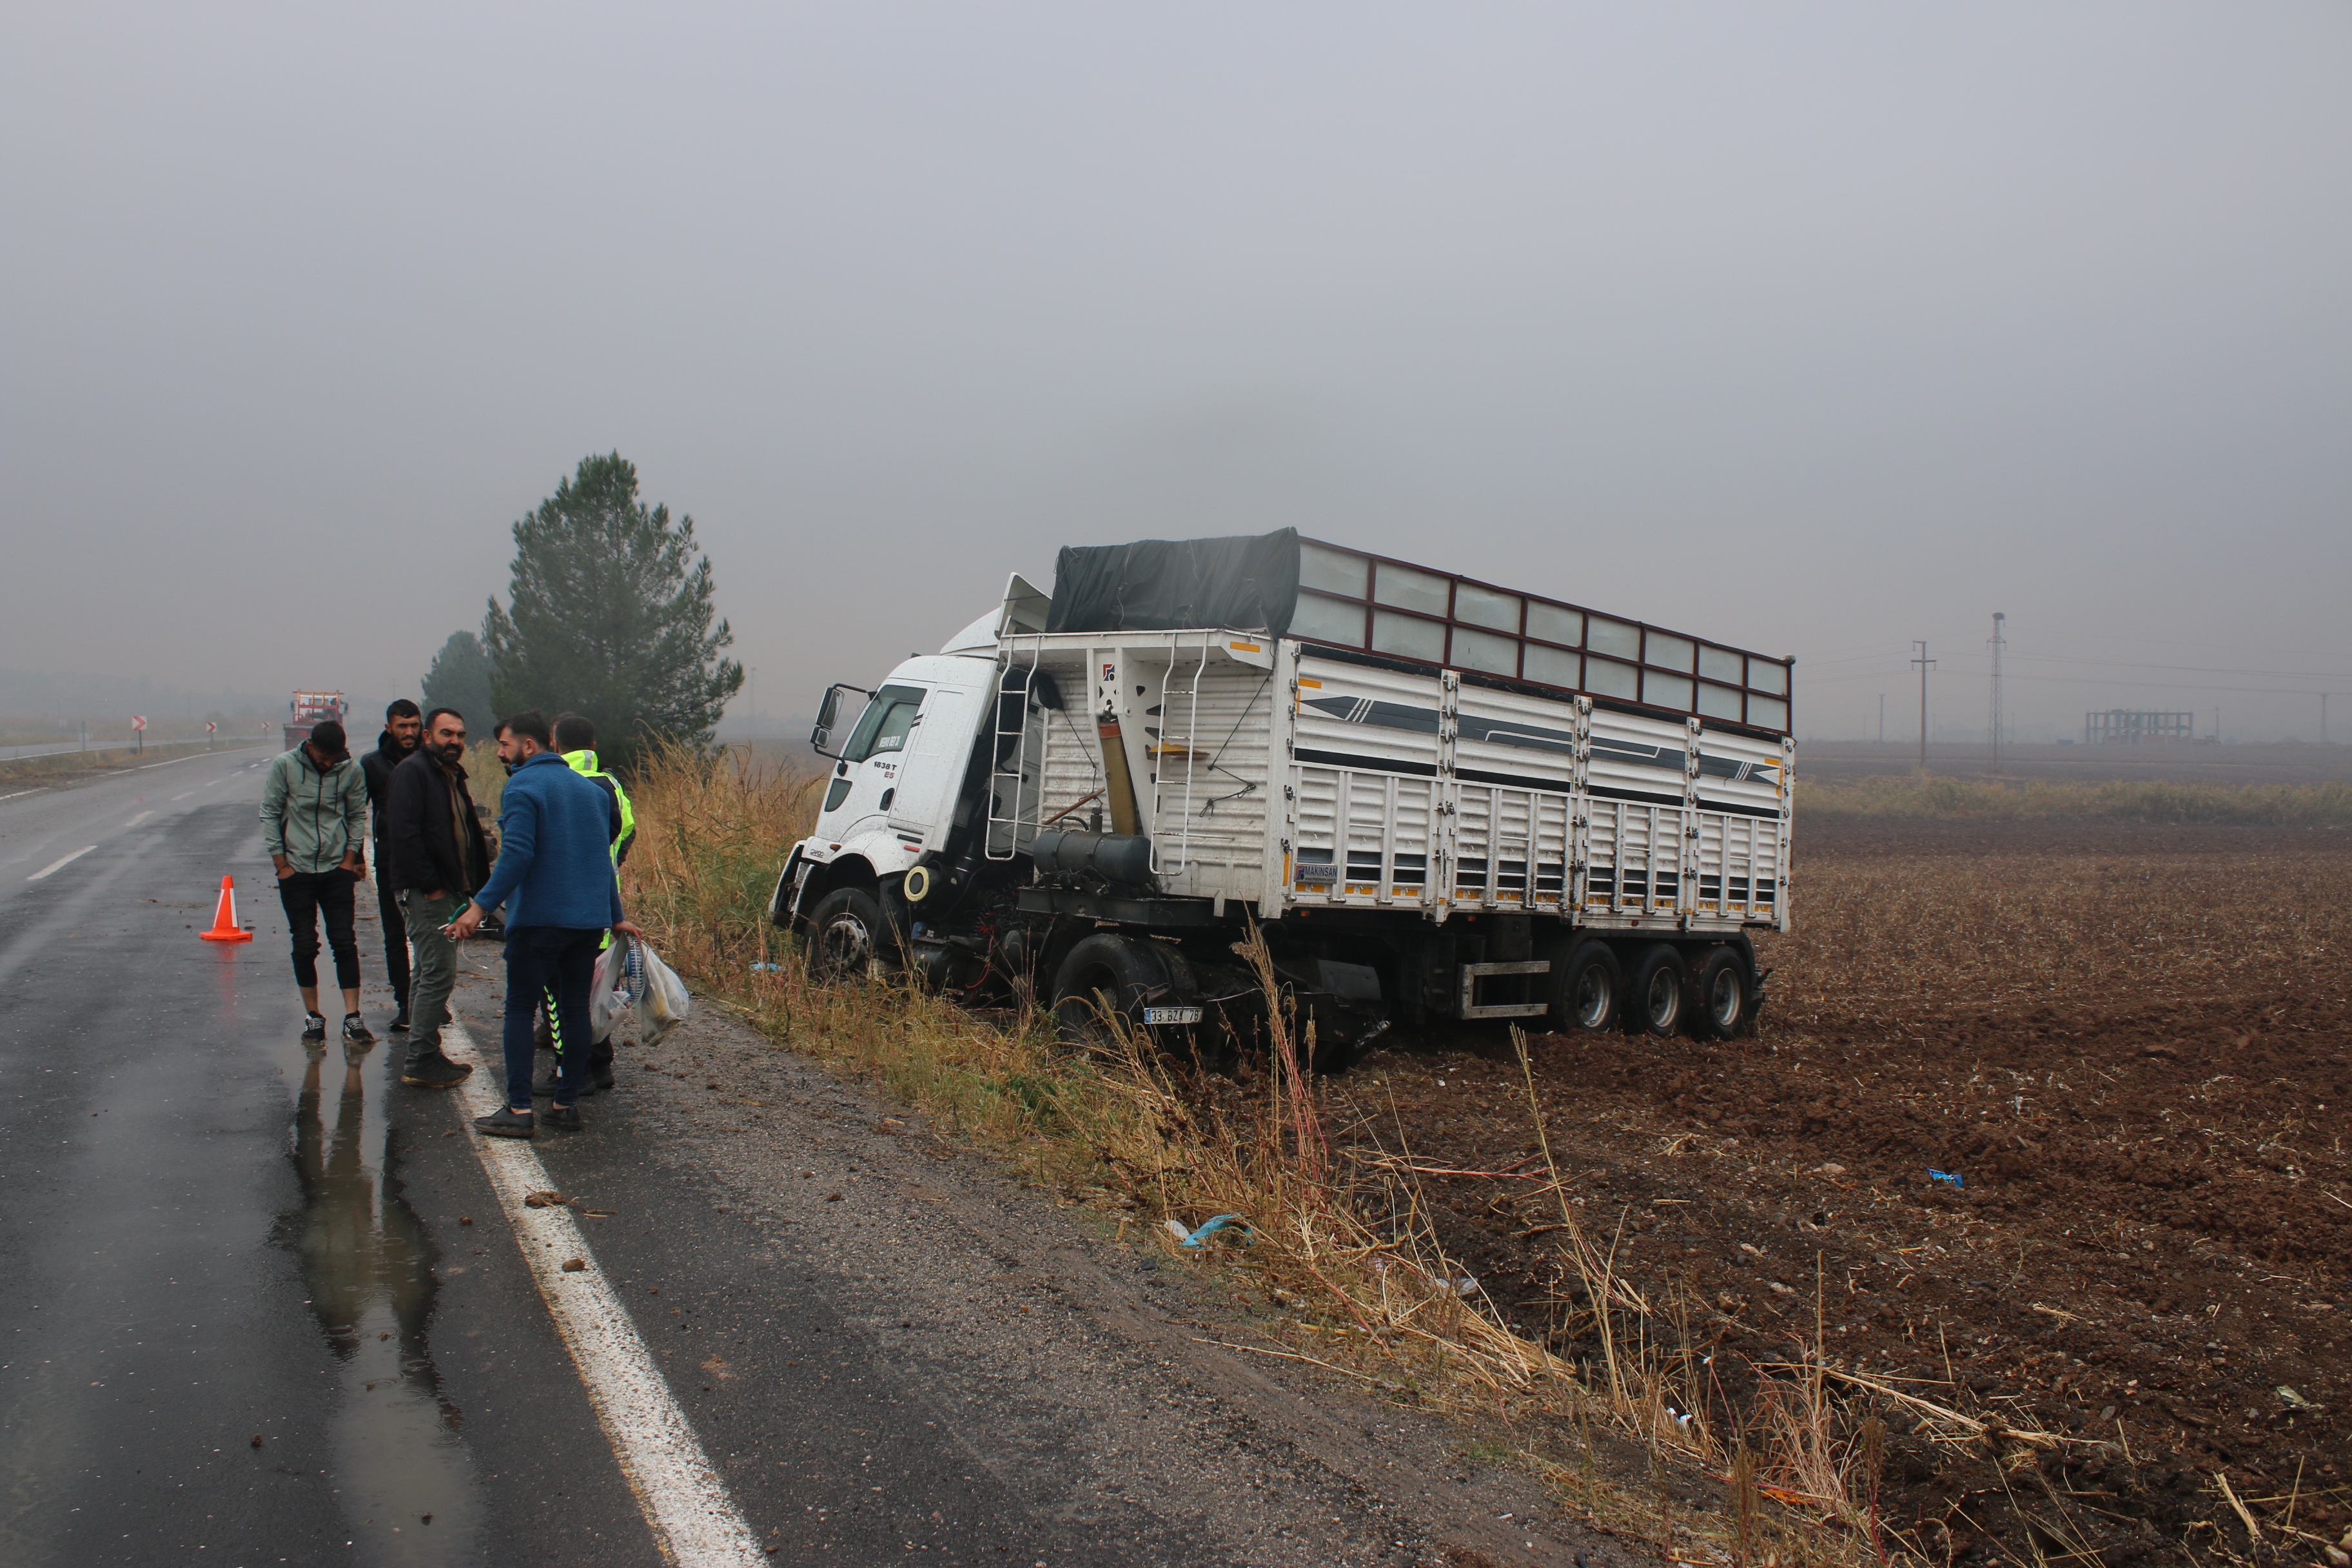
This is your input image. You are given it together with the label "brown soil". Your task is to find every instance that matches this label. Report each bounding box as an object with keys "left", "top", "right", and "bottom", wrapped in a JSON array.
[
  {"left": 1334, "top": 819, "right": 2352, "bottom": 1565},
  {"left": 1798, "top": 741, "right": 2351, "bottom": 789}
]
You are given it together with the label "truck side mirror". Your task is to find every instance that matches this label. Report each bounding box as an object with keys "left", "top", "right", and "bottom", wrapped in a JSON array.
[{"left": 809, "top": 683, "right": 865, "bottom": 759}]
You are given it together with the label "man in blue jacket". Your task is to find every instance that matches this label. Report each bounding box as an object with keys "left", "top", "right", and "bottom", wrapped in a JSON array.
[{"left": 447, "top": 710, "right": 643, "bottom": 1137}]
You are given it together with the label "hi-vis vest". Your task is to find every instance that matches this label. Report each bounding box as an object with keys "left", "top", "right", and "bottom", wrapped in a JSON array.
[{"left": 562, "top": 749, "right": 636, "bottom": 866}]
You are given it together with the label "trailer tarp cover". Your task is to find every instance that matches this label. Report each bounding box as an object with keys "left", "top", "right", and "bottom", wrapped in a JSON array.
[{"left": 1044, "top": 529, "right": 1300, "bottom": 636}]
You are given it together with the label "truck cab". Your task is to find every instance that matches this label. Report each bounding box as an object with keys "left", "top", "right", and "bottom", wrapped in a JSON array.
[{"left": 772, "top": 575, "right": 1050, "bottom": 941}]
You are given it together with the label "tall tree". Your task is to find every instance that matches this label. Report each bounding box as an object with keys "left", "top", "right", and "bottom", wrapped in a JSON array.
[
  {"left": 420, "top": 631, "right": 497, "bottom": 733},
  {"left": 481, "top": 453, "right": 743, "bottom": 770}
]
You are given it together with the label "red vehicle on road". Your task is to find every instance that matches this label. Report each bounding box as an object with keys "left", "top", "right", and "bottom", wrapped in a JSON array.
[{"left": 284, "top": 691, "right": 349, "bottom": 751}]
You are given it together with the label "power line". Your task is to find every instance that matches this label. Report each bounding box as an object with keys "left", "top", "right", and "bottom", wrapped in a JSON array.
[
  {"left": 1802, "top": 665, "right": 2344, "bottom": 694},
  {"left": 2008, "top": 653, "right": 2352, "bottom": 680},
  {"left": 1997, "top": 671, "right": 2343, "bottom": 697}
]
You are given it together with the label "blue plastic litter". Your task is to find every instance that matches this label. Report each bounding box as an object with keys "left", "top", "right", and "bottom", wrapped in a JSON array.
[
  {"left": 1179, "top": 1215, "right": 1254, "bottom": 1249},
  {"left": 749, "top": 963, "right": 783, "bottom": 973},
  {"left": 1927, "top": 1168, "right": 1965, "bottom": 1189}
]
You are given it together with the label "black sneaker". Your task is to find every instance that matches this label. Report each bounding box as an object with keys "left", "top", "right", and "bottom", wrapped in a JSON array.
[
  {"left": 589, "top": 1062, "right": 616, "bottom": 1095},
  {"left": 389, "top": 1008, "right": 411, "bottom": 1033},
  {"left": 301, "top": 1013, "right": 327, "bottom": 1041},
  {"left": 533, "top": 1066, "right": 603, "bottom": 1099},
  {"left": 401, "top": 1055, "right": 474, "bottom": 1089},
  {"left": 473, "top": 1106, "right": 534, "bottom": 1139},
  {"left": 342, "top": 1014, "right": 375, "bottom": 1044},
  {"left": 542, "top": 1104, "right": 584, "bottom": 1132}
]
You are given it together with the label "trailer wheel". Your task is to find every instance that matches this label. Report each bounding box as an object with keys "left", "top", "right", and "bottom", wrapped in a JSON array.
[
  {"left": 1549, "top": 940, "right": 1622, "bottom": 1034},
  {"left": 1689, "top": 946, "right": 1749, "bottom": 1040},
  {"left": 1049, "top": 934, "right": 1162, "bottom": 1052},
  {"left": 1628, "top": 944, "right": 1687, "bottom": 1037},
  {"left": 805, "top": 887, "right": 892, "bottom": 983}
]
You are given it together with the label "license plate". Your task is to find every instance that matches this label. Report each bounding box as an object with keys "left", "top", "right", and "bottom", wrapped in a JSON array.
[{"left": 1142, "top": 1006, "right": 1204, "bottom": 1026}]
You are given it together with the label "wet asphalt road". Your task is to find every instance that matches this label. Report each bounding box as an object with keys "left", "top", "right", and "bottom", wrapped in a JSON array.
[{"left": 0, "top": 752, "right": 1253, "bottom": 1567}]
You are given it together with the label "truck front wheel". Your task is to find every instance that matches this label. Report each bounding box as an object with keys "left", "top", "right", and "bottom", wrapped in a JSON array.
[
  {"left": 1049, "top": 933, "right": 1161, "bottom": 1051},
  {"left": 1628, "top": 944, "right": 1687, "bottom": 1037},
  {"left": 805, "top": 887, "right": 892, "bottom": 983}
]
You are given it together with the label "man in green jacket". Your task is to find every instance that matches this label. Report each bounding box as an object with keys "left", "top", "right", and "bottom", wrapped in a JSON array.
[{"left": 260, "top": 719, "right": 373, "bottom": 1043}]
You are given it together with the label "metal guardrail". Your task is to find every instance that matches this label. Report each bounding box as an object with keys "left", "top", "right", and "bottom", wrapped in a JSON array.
[{"left": 0, "top": 735, "right": 270, "bottom": 762}]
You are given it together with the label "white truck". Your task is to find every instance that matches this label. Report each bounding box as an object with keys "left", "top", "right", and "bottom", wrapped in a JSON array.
[{"left": 771, "top": 530, "right": 1792, "bottom": 1066}]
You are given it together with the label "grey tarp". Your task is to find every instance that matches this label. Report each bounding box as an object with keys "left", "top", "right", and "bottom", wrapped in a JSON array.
[{"left": 1043, "top": 529, "right": 1300, "bottom": 636}]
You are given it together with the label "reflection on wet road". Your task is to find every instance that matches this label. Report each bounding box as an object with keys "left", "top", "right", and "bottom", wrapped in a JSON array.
[
  {"left": 279, "top": 1037, "right": 481, "bottom": 1563},
  {"left": 0, "top": 758, "right": 658, "bottom": 1566}
]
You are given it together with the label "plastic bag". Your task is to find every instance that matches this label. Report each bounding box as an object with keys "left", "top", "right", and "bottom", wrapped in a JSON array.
[
  {"left": 636, "top": 941, "right": 691, "bottom": 1045},
  {"left": 591, "top": 934, "right": 642, "bottom": 1043}
]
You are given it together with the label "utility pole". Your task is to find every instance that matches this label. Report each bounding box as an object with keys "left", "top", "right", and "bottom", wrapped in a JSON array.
[
  {"left": 1878, "top": 693, "right": 1885, "bottom": 745},
  {"left": 2325, "top": 692, "right": 2334, "bottom": 744},
  {"left": 1911, "top": 642, "right": 1936, "bottom": 773},
  {"left": 1987, "top": 612, "right": 2006, "bottom": 767}
]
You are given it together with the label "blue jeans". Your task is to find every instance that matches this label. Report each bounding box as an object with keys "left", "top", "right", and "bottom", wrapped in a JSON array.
[{"left": 502, "top": 927, "right": 602, "bottom": 1110}]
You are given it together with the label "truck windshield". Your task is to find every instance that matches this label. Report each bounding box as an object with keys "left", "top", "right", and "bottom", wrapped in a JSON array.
[{"left": 839, "top": 684, "right": 926, "bottom": 763}]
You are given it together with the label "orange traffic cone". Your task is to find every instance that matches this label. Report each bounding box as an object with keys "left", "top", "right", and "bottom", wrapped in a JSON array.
[{"left": 200, "top": 874, "right": 254, "bottom": 943}]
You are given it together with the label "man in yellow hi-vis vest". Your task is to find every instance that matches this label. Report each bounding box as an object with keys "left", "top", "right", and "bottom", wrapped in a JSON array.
[
  {"left": 531, "top": 712, "right": 636, "bottom": 1099},
  {"left": 556, "top": 714, "right": 635, "bottom": 869}
]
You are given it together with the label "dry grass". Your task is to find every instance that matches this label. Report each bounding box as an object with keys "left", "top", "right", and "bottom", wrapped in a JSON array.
[
  {"left": 1796, "top": 774, "right": 2352, "bottom": 825},
  {"left": 460, "top": 740, "right": 506, "bottom": 815},
  {"left": 612, "top": 745, "right": 1942, "bottom": 1565}
]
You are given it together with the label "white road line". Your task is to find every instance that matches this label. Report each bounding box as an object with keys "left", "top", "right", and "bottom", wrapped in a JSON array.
[
  {"left": 442, "top": 1022, "right": 766, "bottom": 1566},
  {"left": 124, "top": 811, "right": 152, "bottom": 828},
  {"left": 28, "top": 847, "right": 98, "bottom": 881},
  {"left": 171, "top": 792, "right": 193, "bottom": 801},
  {"left": 0, "top": 790, "right": 41, "bottom": 803}
]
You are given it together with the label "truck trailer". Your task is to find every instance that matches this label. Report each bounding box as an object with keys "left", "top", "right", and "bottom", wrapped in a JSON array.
[{"left": 771, "top": 530, "right": 1792, "bottom": 1066}]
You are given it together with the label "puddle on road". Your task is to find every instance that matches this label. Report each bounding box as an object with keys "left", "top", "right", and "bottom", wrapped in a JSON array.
[{"left": 275, "top": 1039, "right": 483, "bottom": 1565}]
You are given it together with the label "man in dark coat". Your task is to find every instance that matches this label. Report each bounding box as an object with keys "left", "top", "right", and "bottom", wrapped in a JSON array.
[
  {"left": 382, "top": 707, "right": 490, "bottom": 1089},
  {"left": 360, "top": 699, "right": 422, "bottom": 1030}
]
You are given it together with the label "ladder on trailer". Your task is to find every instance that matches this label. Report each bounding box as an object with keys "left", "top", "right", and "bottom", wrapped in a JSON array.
[{"left": 985, "top": 634, "right": 1043, "bottom": 861}]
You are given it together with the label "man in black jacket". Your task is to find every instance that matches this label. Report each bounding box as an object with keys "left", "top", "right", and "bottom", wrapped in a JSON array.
[
  {"left": 383, "top": 707, "right": 490, "bottom": 1089},
  {"left": 360, "top": 700, "right": 422, "bottom": 1030}
]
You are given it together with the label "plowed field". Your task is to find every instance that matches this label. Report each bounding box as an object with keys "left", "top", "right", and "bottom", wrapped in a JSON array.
[{"left": 1335, "top": 820, "right": 2351, "bottom": 1563}]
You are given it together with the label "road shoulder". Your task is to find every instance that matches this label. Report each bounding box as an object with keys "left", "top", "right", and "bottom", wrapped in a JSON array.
[{"left": 445, "top": 949, "right": 1642, "bottom": 1567}]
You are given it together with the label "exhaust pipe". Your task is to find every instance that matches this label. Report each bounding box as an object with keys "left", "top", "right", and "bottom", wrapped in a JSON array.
[{"left": 1096, "top": 704, "right": 1142, "bottom": 837}]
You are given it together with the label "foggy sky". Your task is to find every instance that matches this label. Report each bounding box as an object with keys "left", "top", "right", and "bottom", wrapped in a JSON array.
[{"left": 5, "top": 3, "right": 2347, "bottom": 743}]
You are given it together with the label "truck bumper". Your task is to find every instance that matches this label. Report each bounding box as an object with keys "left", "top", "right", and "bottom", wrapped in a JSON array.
[{"left": 768, "top": 847, "right": 808, "bottom": 930}]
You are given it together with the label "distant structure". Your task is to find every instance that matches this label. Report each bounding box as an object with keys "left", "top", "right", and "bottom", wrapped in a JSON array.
[
  {"left": 1912, "top": 641, "right": 1936, "bottom": 771},
  {"left": 2084, "top": 709, "right": 2193, "bottom": 744},
  {"left": 1988, "top": 611, "right": 2006, "bottom": 765}
]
